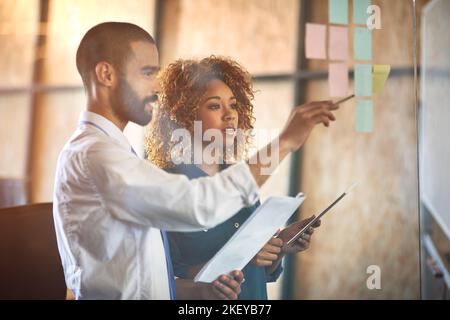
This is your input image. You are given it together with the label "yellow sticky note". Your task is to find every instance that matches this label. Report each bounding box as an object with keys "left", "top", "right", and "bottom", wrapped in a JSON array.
[{"left": 372, "top": 65, "right": 391, "bottom": 94}]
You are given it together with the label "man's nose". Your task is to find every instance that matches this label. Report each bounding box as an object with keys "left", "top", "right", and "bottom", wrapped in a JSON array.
[{"left": 149, "top": 79, "right": 161, "bottom": 95}]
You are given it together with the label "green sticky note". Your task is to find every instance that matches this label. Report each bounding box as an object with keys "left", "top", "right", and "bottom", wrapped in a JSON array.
[
  {"left": 355, "top": 64, "right": 372, "bottom": 97},
  {"left": 353, "top": 0, "right": 371, "bottom": 25},
  {"left": 329, "top": 0, "right": 348, "bottom": 25},
  {"left": 354, "top": 27, "right": 372, "bottom": 60},
  {"left": 356, "top": 100, "right": 373, "bottom": 133},
  {"left": 372, "top": 64, "right": 391, "bottom": 94}
]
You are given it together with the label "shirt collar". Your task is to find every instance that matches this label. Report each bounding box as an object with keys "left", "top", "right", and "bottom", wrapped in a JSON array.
[{"left": 79, "top": 111, "right": 131, "bottom": 149}]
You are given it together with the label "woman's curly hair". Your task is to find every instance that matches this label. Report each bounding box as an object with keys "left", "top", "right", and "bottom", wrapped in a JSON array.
[{"left": 145, "top": 56, "right": 255, "bottom": 169}]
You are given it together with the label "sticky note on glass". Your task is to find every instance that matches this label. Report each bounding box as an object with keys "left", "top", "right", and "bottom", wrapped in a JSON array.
[
  {"left": 356, "top": 100, "right": 373, "bottom": 133},
  {"left": 329, "top": 63, "right": 349, "bottom": 98},
  {"left": 353, "top": 0, "right": 371, "bottom": 25},
  {"left": 329, "top": 0, "right": 348, "bottom": 25},
  {"left": 372, "top": 64, "right": 391, "bottom": 94},
  {"left": 329, "top": 26, "right": 348, "bottom": 61},
  {"left": 305, "top": 23, "right": 326, "bottom": 59},
  {"left": 354, "top": 27, "right": 372, "bottom": 60},
  {"left": 355, "top": 64, "right": 372, "bottom": 97}
]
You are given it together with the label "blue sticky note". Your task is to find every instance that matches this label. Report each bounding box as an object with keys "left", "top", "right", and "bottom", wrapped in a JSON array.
[
  {"left": 353, "top": 0, "right": 371, "bottom": 25},
  {"left": 355, "top": 64, "right": 372, "bottom": 97},
  {"left": 329, "top": 0, "right": 348, "bottom": 25},
  {"left": 356, "top": 100, "right": 373, "bottom": 133},
  {"left": 354, "top": 27, "right": 372, "bottom": 60}
]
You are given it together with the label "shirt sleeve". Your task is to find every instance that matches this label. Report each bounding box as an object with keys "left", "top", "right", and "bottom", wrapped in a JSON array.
[{"left": 84, "top": 140, "right": 260, "bottom": 231}]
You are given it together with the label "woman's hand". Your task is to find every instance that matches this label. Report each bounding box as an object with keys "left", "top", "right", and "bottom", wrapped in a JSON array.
[
  {"left": 250, "top": 237, "right": 283, "bottom": 267},
  {"left": 277, "top": 216, "right": 321, "bottom": 254}
]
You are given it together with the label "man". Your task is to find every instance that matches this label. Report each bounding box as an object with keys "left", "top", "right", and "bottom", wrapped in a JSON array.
[{"left": 53, "top": 22, "right": 338, "bottom": 300}]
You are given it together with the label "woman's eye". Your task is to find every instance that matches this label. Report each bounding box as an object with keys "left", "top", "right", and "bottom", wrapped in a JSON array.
[
  {"left": 208, "top": 104, "right": 220, "bottom": 110},
  {"left": 230, "top": 104, "right": 238, "bottom": 109}
]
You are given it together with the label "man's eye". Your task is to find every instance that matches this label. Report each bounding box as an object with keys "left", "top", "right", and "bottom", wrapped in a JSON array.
[{"left": 142, "top": 70, "right": 156, "bottom": 77}]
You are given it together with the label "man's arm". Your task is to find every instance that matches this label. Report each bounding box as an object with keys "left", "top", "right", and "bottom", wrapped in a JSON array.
[
  {"left": 248, "top": 100, "right": 337, "bottom": 186},
  {"left": 86, "top": 144, "right": 259, "bottom": 231},
  {"left": 86, "top": 100, "right": 337, "bottom": 232}
]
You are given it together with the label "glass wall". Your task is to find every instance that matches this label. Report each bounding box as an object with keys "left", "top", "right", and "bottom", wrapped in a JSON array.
[{"left": 0, "top": 0, "right": 439, "bottom": 300}]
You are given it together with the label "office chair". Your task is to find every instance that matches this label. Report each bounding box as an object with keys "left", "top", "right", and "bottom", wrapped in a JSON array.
[{"left": 0, "top": 202, "right": 66, "bottom": 299}]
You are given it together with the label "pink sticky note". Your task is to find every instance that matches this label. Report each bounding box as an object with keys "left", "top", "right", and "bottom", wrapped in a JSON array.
[
  {"left": 305, "top": 23, "right": 326, "bottom": 59},
  {"left": 329, "top": 63, "right": 349, "bottom": 97},
  {"left": 329, "top": 26, "right": 348, "bottom": 61}
]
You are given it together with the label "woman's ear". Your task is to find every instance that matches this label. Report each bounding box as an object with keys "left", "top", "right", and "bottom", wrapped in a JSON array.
[{"left": 94, "top": 62, "right": 117, "bottom": 87}]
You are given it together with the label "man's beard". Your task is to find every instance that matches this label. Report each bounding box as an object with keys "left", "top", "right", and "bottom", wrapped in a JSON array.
[{"left": 111, "top": 77, "right": 153, "bottom": 126}]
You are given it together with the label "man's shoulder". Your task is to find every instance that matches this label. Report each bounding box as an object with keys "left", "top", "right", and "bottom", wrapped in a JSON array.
[
  {"left": 65, "top": 127, "right": 122, "bottom": 152},
  {"left": 58, "top": 127, "right": 120, "bottom": 166}
]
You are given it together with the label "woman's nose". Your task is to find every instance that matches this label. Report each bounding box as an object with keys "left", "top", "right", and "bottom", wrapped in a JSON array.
[
  {"left": 223, "top": 107, "right": 237, "bottom": 121},
  {"left": 223, "top": 112, "right": 236, "bottom": 122}
]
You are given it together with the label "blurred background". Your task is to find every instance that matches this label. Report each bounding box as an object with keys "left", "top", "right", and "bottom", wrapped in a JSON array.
[{"left": 0, "top": 0, "right": 448, "bottom": 300}]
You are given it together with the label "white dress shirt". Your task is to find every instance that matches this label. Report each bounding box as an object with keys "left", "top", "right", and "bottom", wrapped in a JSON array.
[{"left": 53, "top": 111, "right": 259, "bottom": 300}]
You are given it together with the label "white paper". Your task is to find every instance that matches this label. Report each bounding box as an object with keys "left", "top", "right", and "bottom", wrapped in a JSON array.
[{"left": 194, "top": 193, "right": 306, "bottom": 283}]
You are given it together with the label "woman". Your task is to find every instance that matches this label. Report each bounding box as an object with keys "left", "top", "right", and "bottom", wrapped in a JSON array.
[{"left": 146, "top": 56, "right": 318, "bottom": 300}]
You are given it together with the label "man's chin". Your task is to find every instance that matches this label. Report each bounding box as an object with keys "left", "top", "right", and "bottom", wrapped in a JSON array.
[{"left": 131, "top": 113, "right": 152, "bottom": 126}]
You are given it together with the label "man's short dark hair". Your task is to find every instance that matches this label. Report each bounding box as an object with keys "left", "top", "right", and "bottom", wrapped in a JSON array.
[{"left": 76, "top": 22, "right": 155, "bottom": 86}]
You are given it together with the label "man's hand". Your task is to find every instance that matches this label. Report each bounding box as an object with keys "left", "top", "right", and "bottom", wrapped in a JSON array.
[
  {"left": 199, "top": 270, "right": 244, "bottom": 300},
  {"left": 277, "top": 216, "right": 321, "bottom": 254},
  {"left": 175, "top": 270, "right": 244, "bottom": 300},
  {"left": 186, "top": 264, "right": 204, "bottom": 280},
  {"left": 250, "top": 237, "right": 283, "bottom": 267},
  {"left": 248, "top": 100, "right": 338, "bottom": 187},
  {"left": 279, "top": 101, "right": 338, "bottom": 153}
]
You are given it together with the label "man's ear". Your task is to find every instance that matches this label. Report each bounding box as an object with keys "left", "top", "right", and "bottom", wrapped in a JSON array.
[{"left": 94, "top": 62, "right": 116, "bottom": 87}]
